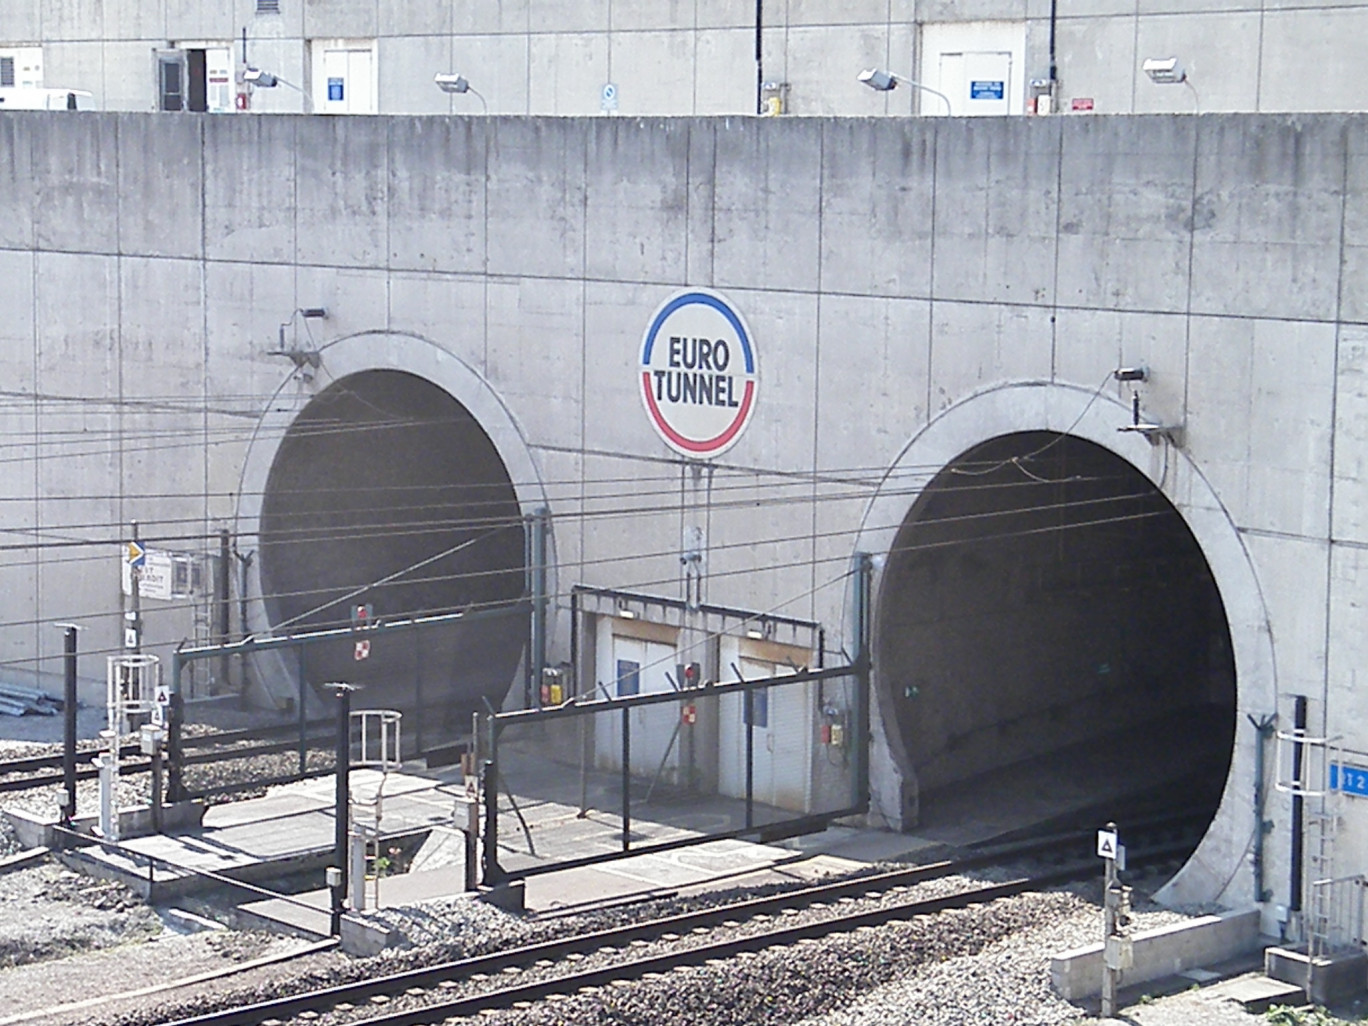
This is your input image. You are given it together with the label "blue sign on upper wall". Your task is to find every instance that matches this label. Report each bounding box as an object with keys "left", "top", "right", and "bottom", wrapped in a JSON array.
[{"left": 970, "top": 80, "right": 1005, "bottom": 100}]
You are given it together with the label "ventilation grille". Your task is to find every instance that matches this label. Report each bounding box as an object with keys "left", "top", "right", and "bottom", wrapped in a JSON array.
[
  {"left": 256, "top": 0, "right": 281, "bottom": 13},
  {"left": 0, "top": 58, "right": 13, "bottom": 88}
]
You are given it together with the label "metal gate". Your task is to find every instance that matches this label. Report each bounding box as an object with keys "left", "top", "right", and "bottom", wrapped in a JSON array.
[{"left": 477, "top": 660, "right": 868, "bottom": 884}]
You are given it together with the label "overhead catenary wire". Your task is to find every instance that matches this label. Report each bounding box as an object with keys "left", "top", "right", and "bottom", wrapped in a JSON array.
[{"left": 0, "top": 503, "right": 1174, "bottom": 672}]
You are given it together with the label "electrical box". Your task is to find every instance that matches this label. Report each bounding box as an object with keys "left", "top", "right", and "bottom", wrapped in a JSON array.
[
  {"left": 540, "top": 666, "right": 565, "bottom": 706},
  {"left": 760, "top": 81, "right": 788, "bottom": 116}
]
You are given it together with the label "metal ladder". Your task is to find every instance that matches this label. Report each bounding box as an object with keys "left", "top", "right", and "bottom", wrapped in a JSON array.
[{"left": 1276, "top": 722, "right": 1343, "bottom": 998}]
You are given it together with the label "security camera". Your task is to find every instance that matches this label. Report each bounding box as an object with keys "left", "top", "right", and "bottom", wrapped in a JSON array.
[
  {"left": 434, "top": 73, "right": 470, "bottom": 95},
  {"left": 1114, "top": 367, "right": 1148, "bottom": 382}
]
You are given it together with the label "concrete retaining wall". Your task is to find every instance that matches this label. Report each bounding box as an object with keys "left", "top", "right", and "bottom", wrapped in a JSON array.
[{"left": 1051, "top": 908, "right": 1264, "bottom": 1000}]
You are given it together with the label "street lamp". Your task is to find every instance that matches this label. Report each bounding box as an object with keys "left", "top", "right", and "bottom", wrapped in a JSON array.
[
  {"left": 244, "top": 66, "right": 313, "bottom": 112},
  {"left": 857, "top": 67, "right": 953, "bottom": 116},
  {"left": 434, "top": 72, "right": 488, "bottom": 113}
]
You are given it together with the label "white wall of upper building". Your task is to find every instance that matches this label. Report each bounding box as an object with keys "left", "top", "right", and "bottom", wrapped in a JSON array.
[{"left": 2, "top": 0, "right": 1367, "bottom": 117}]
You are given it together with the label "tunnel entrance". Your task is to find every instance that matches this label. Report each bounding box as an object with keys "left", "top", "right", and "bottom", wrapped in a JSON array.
[
  {"left": 877, "top": 431, "right": 1236, "bottom": 839},
  {"left": 258, "top": 369, "right": 528, "bottom": 746}
]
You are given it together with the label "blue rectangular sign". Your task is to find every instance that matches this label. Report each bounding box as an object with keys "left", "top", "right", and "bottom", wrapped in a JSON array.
[
  {"left": 1330, "top": 762, "right": 1368, "bottom": 796},
  {"left": 970, "top": 80, "right": 1005, "bottom": 100},
  {"left": 328, "top": 77, "right": 344, "bottom": 101}
]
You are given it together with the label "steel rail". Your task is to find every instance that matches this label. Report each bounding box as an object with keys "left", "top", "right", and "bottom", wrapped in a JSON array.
[
  {"left": 159, "top": 828, "right": 1198, "bottom": 1026},
  {"left": 344, "top": 871, "right": 1083, "bottom": 1026}
]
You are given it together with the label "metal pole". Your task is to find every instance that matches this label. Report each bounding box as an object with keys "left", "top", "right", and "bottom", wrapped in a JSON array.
[
  {"left": 1250, "top": 714, "right": 1276, "bottom": 904},
  {"left": 217, "top": 527, "right": 231, "bottom": 690},
  {"left": 415, "top": 628, "right": 425, "bottom": 756},
  {"left": 59, "top": 624, "right": 79, "bottom": 824},
  {"left": 167, "top": 653, "right": 185, "bottom": 803},
  {"left": 326, "top": 682, "right": 353, "bottom": 936},
  {"left": 745, "top": 686, "right": 755, "bottom": 830},
  {"left": 1290, "top": 695, "right": 1308, "bottom": 930},
  {"left": 150, "top": 745, "right": 164, "bottom": 832},
  {"left": 523, "top": 516, "right": 533, "bottom": 710},
  {"left": 853, "top": 553, "right": 873, "bottom": 811},
  {"left": 530, "top": 509, "right": 548, "bottom": 708},
  {"left": 481, "top": 754, "right": 503, "bottom": 886},
  {"left": 297, "top": 647, "right": 308, "bottom": 777},
  {"left": 622, "top": 705, "right": 632, "bottom": 851},
  {"left": 1101, "top": 828, "right": 1118, "bottom": 1018},
  {"left": 129, "top": 521, "right": 142, "bottom": 656}
]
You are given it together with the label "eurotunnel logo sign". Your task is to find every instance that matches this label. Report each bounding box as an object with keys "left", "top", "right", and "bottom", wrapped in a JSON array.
[{"left": 639, "top": 289, "right": 758, "bottom": 458}]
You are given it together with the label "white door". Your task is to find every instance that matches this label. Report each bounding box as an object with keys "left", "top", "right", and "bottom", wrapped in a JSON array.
[
  {"left": 595, "top": 636, "right": 679, "bottom": 783},
  {"left": 206, "top": 47, "right": 233, "bottom": 113},
  {"left": 718, "top": 659, "right": 810, "bottom": 812},
  {"left": 316, "top": 46, "right": 375, "bottom": 114},
  {"left": 938, "top": 50, "right": 1013, "bottom": 116}
]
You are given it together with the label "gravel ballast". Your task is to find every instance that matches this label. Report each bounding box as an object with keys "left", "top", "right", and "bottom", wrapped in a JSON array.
[{"left": 0, "top": 735, "right": 1286, "bottom": 1026}]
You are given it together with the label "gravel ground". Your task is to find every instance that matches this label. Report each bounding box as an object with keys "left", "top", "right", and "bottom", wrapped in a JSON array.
[{"left": 0, "top": 732, "right": 1338, "bottom": 1026}]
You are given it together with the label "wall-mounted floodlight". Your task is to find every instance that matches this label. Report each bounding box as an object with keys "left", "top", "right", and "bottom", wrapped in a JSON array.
[
  {"left": 244, "top": 66, "right": 313, "bottom": 111},
  {"left": 243, "top": 66, "right": 278, "bottom": 88},
  {"left": 434, "top": 73, "right": 470, "bottom": 95},
  {"left": 1141, "top": 57, "right": 1186, "bottom": 85},
  {"left": 857, "top": 67, "right": 953, "bottom": 116},
  {"left": 434, "top": 72, "right": 488, "bottom": 113}
]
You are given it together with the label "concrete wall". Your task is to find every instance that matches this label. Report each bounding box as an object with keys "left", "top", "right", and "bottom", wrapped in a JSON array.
[
  {"left": 7, "top": 1, "right": 1368, "bottom": 117},
  {"left": 3, "top": 109, "right": 1368, "bottom": 929}
]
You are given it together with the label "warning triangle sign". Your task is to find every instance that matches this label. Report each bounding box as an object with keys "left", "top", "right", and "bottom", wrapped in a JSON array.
[{"left": 1097, "top": 830, "right": 1118, "bottom": 859}]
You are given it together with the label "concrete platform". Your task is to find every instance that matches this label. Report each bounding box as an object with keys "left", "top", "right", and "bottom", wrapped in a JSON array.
[{"left": 63, "top": 769, "right": 470, "bottom": 901}]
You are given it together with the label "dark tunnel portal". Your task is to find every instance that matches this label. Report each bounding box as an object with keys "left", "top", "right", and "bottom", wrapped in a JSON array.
[
  {"left": 259, "top": 370, "right": 527, "bottom": 746},
  {"left": 879, "top": 432, "right": 1236, "bottom": 834}
]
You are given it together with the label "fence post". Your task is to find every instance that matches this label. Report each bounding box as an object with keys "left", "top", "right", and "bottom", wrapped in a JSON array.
[
  {"left": 744, "top": 685, "right": 754, "bottom": 830},
  {"left": 622, "top": 705, "right": 632, "bottom": 851},
  {"left": 325, "top": 682, "right": 353, "bottom": 936},
  {"left": 481, "top": 755, "right": 504, "bottom": 885},
  {"left": 296, "top": 647, "right": 308, "bottom": 777},
  {"left": 58, "top": 624, "right": 79, "bottom": 823},
  {"left": 166, "top": 652, "right": 185, "bottom": 804}
]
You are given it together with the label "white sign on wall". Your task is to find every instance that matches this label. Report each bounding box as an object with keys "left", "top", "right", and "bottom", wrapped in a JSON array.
[
  {"left": 121, "top": 549, "right": 198, "bottom": 600},
  {"left": 638, "top": 289, "right": 758, "bottom": 458}
]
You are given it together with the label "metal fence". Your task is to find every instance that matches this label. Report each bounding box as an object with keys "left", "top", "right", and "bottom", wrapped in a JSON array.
[
  {"left": 478, "top": 662, "right": 866, "bottom": 883},
  {"left": 165, "top": 603, "right": 527, "bottom": 802}
]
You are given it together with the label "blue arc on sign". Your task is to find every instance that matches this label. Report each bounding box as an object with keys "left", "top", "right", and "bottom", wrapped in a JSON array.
[{"left": 642, "top": 292, "right": 754, "bottom": 372}]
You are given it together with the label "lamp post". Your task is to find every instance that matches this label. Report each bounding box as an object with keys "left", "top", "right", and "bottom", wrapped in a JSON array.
[
  {"left": 434, "top": 73, "right": 488, "bottom": 113},
  {"left": 857, "top": 68, "right": 953, "bottom": 116}
]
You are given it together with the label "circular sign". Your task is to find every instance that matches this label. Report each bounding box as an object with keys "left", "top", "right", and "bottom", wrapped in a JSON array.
[{"left": 639, "top": 289, "right": 758, "bottom": 458}]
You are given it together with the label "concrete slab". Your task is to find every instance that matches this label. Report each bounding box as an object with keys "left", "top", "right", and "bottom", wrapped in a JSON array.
[
  {"left": 1265, "top": 945, "right": 1368, "bottom": 1007},
  {"left": 1206, "top": 972, "right": 1306, "bottom": 1013},
  {"left": 64, "top": 769, "right": 469, "bottom": 900}
]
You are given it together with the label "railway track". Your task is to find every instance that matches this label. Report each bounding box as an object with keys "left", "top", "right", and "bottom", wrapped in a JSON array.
[
  {"left": 159, "top": 823, "right": 1198, "bottom": 1026},
  {"left": 0, "top": 723, "right": 336, "bottom": 794}
]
